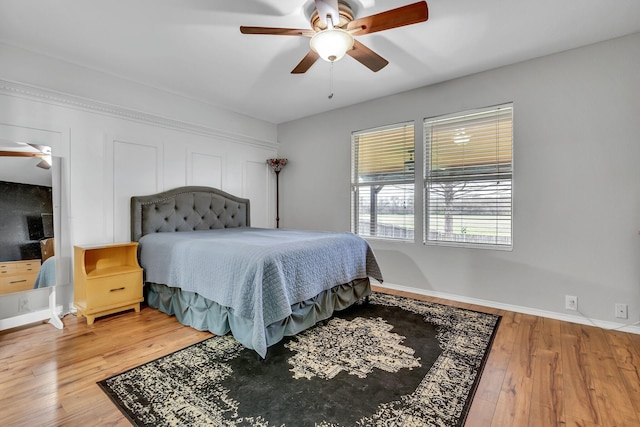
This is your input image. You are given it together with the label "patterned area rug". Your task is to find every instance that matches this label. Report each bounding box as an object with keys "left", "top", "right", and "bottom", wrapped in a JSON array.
[{"left": 98, "top": 292, "right": 500, "bottom": 426}]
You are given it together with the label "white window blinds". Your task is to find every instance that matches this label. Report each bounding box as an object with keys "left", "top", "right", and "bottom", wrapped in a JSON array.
[
  {"left": 351, "top": 122, "right": 415, "bottom": 241},
  {"left": 424, "top": 104, "right": 513, "bottom": 248}
]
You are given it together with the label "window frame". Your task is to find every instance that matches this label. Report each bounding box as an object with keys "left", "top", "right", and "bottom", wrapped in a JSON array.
[
  {"left": 423, "top": 104, "right": 514, "bottom": 250},
  {"left": 351, "top": 121, "right": 415, "bottom": 242}
]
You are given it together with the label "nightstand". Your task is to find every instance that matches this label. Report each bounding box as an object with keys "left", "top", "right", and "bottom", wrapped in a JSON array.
[{"left": 73, "top": 242, "right": 143, "bottom": 325}]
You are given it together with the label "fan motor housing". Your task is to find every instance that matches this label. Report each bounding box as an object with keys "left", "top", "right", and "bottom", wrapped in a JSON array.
[{"left": 310, "top": 1, "right": 354, "bottom": 31}]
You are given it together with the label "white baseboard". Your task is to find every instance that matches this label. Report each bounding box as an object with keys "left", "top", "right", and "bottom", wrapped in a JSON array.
[{"left": 376, "top": 282, "right": 640, "bottom": 335}]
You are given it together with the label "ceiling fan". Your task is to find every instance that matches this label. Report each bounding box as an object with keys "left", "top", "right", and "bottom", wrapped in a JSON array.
[
  {"left": 0, "top": 142, "right": 52, "bottom": 169},
  {"left": 240, "top": 0, "right": 428, "bottom": 74}
]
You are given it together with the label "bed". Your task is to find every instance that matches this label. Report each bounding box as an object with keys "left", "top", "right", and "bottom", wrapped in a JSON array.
[
  {"left": 33, "top": 255, "right": 56, "bottom": 288},
  {"left": 131, "top": 186, "right": 382, "bottom": 357}
]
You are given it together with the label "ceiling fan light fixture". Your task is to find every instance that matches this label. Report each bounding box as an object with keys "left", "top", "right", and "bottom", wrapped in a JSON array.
[{"left": 310, "top": 28, "right": 354, "bottom": 62}]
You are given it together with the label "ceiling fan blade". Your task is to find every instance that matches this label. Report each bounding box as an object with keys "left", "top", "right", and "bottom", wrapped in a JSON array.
[
  {"left": 0, "top": 150, "right": 45, "bottom": 158},
  {"left": 347, "top": 40, "right": 389, "bottom": 72},
  {"left": 291, "top": 50, "right": 320, "bottom": 74},
  {"left": 240, "top": 26, "right": 314, "bottom": 37},
  {"left": 27, "top": 143, "right": 51, "bottom": 154},
  {"left": 314, "top": 0, "right": 340, "bottom": 27},
  {"left": 347, "top": 1, "right": 428, "bottom": 36},
  {"left": 36, "top": 159, "right": 51, "bottom": 170}
]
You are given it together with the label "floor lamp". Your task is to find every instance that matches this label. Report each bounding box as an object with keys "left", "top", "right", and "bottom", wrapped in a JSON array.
[{"left": 267, "top": 158, "right": 287, "bottom": 228}]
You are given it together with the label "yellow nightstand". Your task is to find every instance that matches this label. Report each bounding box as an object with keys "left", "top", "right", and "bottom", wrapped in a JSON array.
[{"left": 73, "top": 242, "right": 143, "bottom": 325}]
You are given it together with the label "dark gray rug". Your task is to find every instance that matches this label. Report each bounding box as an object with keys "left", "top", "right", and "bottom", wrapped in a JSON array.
[{"left": 98, "top": 292, "right": 500, "bottom": 426}]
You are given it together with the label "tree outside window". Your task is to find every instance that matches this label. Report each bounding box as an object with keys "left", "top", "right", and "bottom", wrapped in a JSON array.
[
  {"left": 351, "top": 122, "right": 415, "bottom": 241},
  {"left": 424, "top": 105, "right": 513, "bottom": 249}
]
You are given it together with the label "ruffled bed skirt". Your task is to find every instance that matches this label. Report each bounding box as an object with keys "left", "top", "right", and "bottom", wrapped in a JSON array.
[{"left": 145, "top": 278, "right": 371, "bottom": 354}]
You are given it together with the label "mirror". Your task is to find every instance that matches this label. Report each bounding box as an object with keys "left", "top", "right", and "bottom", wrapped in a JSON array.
[{"left": 0, "top": 140, "right": 56, "bottom": 295}]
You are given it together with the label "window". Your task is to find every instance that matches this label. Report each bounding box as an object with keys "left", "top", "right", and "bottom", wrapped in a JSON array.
[
  {"left": 424, "top": 104, "right": 513, "bottom": 249},
  {"left": 351, "top": 122, "right": 415, "bottom": 241}
]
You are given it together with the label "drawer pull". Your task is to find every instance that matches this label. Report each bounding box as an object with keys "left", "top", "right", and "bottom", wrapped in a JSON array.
[
  {"left": 110, "top": 287, "right": 126, "bottom": 292},
  {"left": 10, "top": 279, "right": 27, "bottom": 284}
]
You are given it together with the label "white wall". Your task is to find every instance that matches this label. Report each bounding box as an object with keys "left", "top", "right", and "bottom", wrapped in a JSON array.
[
  {"left": 277, "top": 33, "right": 640, "bottom": 327},
  {"left": 0, "top": 44, "right": 280, "bottom": 324},
  {"left": 0, "top": 42, "right": 276, "bottom": 143}
]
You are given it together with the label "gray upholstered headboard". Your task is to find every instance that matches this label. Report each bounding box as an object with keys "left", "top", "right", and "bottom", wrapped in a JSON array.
[{"left": 130, "top": 186, "right": 250, "bottom": 242}]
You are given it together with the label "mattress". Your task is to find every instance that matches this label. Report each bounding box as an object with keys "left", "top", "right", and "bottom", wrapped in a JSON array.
[{"left": 138, "top": 227, "right": 382, "bottom": 356}]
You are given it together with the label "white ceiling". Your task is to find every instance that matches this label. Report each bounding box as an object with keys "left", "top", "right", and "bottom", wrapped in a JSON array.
[{"left": 0, "top": 0, "right": 639, "bottom": 124}]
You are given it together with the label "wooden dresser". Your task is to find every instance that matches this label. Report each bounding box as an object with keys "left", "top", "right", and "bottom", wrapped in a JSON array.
[
  {"left": 73, "top": 242, "right": 143, "bottom": 325},
  {"left": 0, "top": 259, "right": 41, "bottom": 295}
]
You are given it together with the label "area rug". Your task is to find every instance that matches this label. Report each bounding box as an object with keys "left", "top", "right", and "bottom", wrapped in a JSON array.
[{"left": 98, "top": 292, "right": 501, "bottom": 426}]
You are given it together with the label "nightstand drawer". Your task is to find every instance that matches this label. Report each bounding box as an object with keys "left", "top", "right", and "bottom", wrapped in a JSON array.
[{"left": 85, "top": 271, "right": 142, "bottom": 308}]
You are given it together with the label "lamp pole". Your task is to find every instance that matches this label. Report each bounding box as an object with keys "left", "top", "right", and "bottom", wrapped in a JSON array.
[
  {"left": 267, "top": 158, "right": 287, "bottom": 229},
  {"left": 275, "top": 169, "right": 281, "bottom": 228}
]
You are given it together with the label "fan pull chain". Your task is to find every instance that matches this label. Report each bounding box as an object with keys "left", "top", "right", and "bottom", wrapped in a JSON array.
[{"left": 328, "top": 61, "right": 334, "bottom": 99}]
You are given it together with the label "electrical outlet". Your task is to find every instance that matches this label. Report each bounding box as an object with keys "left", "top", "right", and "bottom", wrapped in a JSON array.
[
  {"left": 615, "top": 303, "right": 628, "bottom": 319},
  {"left": 565, "top": 295, "right": 578, "bottom": 311}
]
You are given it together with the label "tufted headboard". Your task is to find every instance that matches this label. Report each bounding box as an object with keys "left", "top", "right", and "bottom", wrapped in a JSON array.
[{"left": 130, "top": 186, "right": 251, "bottom": 242}]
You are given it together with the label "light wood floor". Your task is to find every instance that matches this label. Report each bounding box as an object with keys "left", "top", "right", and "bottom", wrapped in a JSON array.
[{"left": 1, "top": 287, "right": 640, "bottom": 426}]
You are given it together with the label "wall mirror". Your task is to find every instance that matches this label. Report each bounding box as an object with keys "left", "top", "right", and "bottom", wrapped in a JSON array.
[{"left": 0, "top": 140, "right": 57, "bottom": 295}]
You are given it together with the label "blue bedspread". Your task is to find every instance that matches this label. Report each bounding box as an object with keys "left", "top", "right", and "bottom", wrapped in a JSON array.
[
  {"left": 33, "top": 256, "right": 56, "bottom": 289},
  {"left": 138, "top": 228, "right": 382, "bottom": 356}
]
